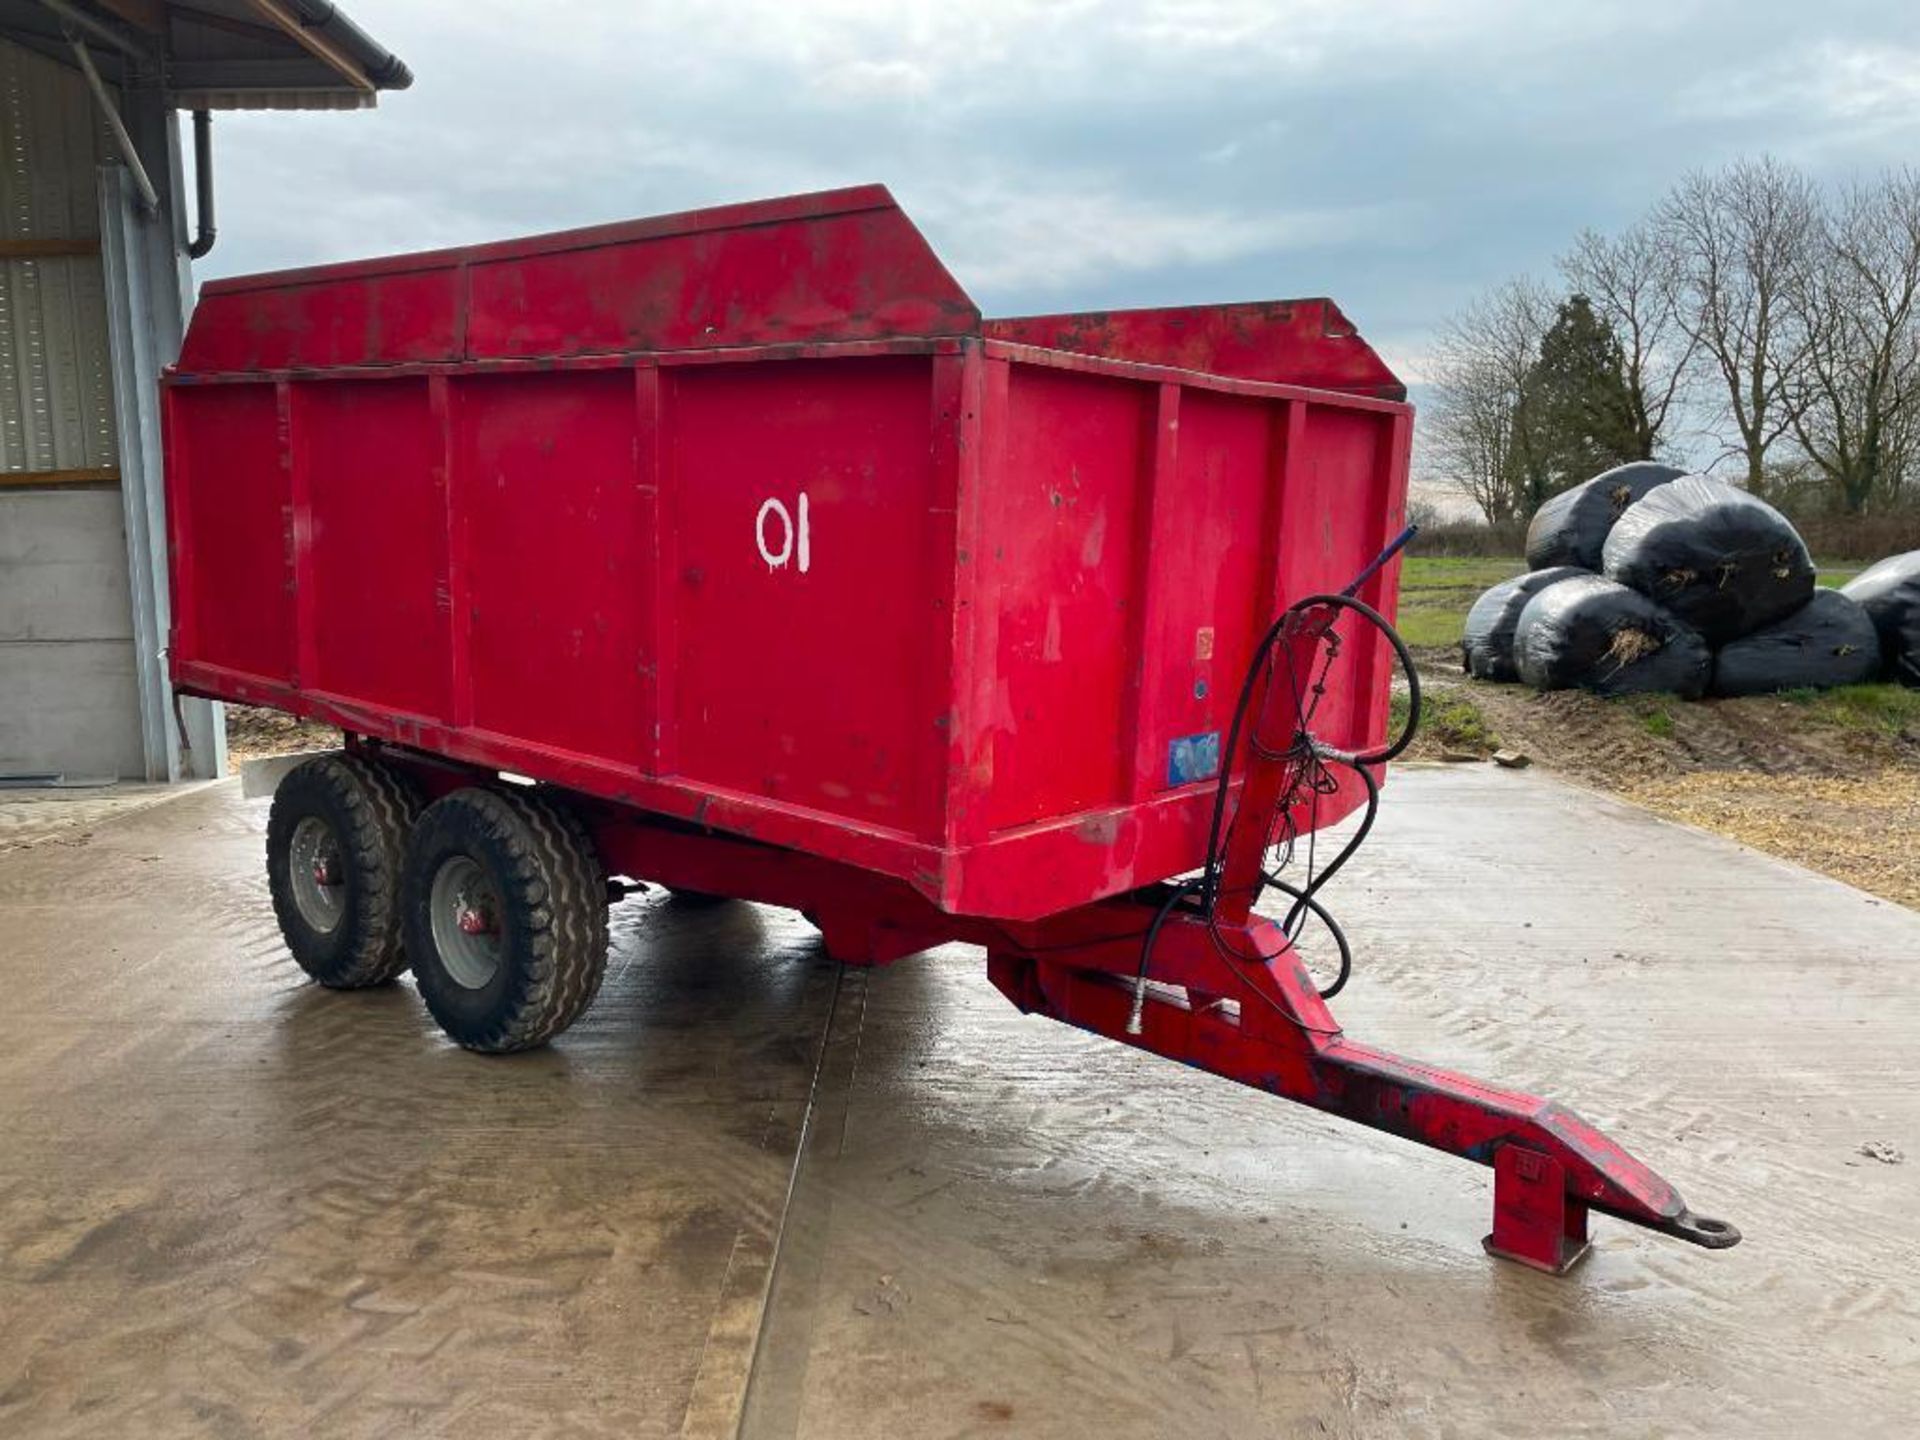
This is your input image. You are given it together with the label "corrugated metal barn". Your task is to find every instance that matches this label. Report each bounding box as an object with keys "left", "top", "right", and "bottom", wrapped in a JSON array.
[{"left": 0, "top": 0, "right": 409, "bottom": 782}]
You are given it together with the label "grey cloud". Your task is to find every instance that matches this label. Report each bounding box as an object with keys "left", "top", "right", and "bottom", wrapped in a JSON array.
[{"left": 200, "top": 0, "right": 1919, "bottom": 387}]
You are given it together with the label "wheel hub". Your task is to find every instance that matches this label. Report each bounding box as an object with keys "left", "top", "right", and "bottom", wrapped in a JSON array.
[
  {"left": 288, "top": 815, "right": 346, "bottom": 934},
  {"left": 430, "top": 855, "right": 504, "bottom": 989}
]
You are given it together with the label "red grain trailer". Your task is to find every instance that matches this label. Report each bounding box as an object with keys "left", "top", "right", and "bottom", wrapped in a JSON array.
[{"left": 165, "top": 185, "right": 1736, "bottom": 1272}]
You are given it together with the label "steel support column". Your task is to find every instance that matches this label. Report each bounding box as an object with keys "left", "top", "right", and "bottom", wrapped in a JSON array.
[{"left": 97, "top": 86, "right": 223, "bottom": 781}]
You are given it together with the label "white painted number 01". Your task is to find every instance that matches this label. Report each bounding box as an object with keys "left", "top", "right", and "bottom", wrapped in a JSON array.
[{"left": 756, "top": 492, "right": 811, "bottom": 574}]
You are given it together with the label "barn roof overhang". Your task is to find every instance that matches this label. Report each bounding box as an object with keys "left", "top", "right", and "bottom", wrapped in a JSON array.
[{"left": 0, "top": 0, "right": 411, "bottom": 110}]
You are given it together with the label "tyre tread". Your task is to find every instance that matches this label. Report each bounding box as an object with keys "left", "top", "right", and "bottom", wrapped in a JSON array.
[
  {"left": 406, "top": 786, "right": 608, "bottom": 1052},
  {"left": 267, "top": 752, "right": 420, "bottom": 988}
]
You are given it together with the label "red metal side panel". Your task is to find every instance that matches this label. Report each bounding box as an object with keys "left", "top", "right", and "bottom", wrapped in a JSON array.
[
  {"left": 984, "top": 300, "right": 1405, "bottom": 398},
  {"left": 1130, "top": 388, "right": 1277, "bottom": 791},
  {"left": 175, "top": 186, "right": 979, "bottom": 375},
  {"left": 664, "top": 356, "right": 948, "bottom": 839},
  {"left": 947, "top": 346, "right": 1411, "bottom": 920},
  {"left": 1283, "top": 404, "right": 1398, "bottom": 752},
  {"left": 455, "top": 372, "right": 651, "bottom": 768},
  {"left": 985, "top": 366, "right": 1150, "bottom": 831},
  {"left": 467, "top": 205, "right": 977, "bottom": 360},
  {"left": 296, "top": 380, "right": 449, "bottom": 719},
  {"left": 168, "top": 384, "right": 292, "bottom": 681},
  {"left": 178, "top": 269, "right": 461, "bottom": 374},
  {"left": 164, "top": 329, "right": 1408, "bottom": 921}
]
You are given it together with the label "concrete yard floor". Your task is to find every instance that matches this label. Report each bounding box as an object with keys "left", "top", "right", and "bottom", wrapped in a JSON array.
[{"left": 1, "top": 768, "right": 1916, "bottom": 1437}]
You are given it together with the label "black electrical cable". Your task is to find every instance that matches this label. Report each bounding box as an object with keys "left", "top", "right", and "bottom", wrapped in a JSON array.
[
  {"left": 1290, "top": 593, "right": 1421, "bottom": 767},
  {"left": 1198, "top": 615, "right": 1289, "bottom": 913},
  {"left": 1261, "top": 872, "right": 1352, "bottom": 999},
  {"left": 1204, "top": 759, "right": 1364, "bottom": 1000},
  {"left": 1277, "top": 756, "right": 1379, "bottom": 940},
  {"left": 1198, "top": 919, "right": 1346, "bottom": 1035},
  {"left": 1252, "top": 618, "right": 1387, "bottom": 960},
  {"left": 1135, "top": 545, "right": 1420, "bottom": 1022},
  {"left": 1200, "top": 592, "right": 1417, "bottom": 913},
  {"left": 1126, "top": 878, "right": 1206, "bottom": 1033}
]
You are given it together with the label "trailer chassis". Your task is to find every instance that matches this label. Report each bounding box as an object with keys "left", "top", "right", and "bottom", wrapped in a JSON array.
[{"left": 351, "top": 600, "right": 1739, "bottom": 1273}]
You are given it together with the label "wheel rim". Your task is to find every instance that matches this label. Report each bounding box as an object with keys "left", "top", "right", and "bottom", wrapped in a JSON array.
[
  {"left": 429, "top": 854, "right": 503, "bottom": 989},
  {"left": 288, "top": 815, "right": 346, "bottom": 933}
]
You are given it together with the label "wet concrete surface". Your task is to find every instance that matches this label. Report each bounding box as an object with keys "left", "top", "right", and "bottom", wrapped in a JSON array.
[
  {"left": 0, "top": 781, "right": 836, "bottom": 1438},
  {"left": 3, "top": 768, "right": 1917, "bottom": 1436},
  {"left": 0, "top": 783, "right": 201, "bottom": 853}
]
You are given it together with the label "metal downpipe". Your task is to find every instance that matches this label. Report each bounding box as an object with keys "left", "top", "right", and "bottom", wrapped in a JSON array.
[{"left": 188, "top": 110, "right": 216, "bottom": 259}]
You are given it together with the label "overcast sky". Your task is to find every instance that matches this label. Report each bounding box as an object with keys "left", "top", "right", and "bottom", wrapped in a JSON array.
[{"left": 197, "top": 0, "right": 1917, "bottom": 391}]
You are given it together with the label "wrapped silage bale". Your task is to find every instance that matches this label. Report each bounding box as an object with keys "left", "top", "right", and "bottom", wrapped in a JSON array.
[
  {"left": 1600, "top": 476, "right": 1815, "bottom": 645},
  {"left": 1461, "top": 566, "right": 1589, "bottom": 682},
  {"left": 1514, "top": 574, "right": 1711, "bottom": 698},
  {"left": 1525, "top": 462, "right": 1685, "bottom": 571},
  {"left": 1840, "top": 550, "right": 1920, "bottom": 685},
  {"left": 1709, "top": 589, "right": 1882, "bottom": 696}
]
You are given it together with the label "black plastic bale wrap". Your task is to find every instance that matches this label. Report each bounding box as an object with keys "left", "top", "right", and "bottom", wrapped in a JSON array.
[
  {"left": 1840, "top": 550, "right": 1920, "bottom": 685},
  {"left": 1600, "top": 476, "right": 1815, "bottom": 645},
  {"left": 1525, "top": 462, "right": 1685, "bottom": 571},
  {"left": 1514, "top": 575, "right": 1711, "bottom": 698},
  {"left": 1710, "top": 589, "right": 1883, "bottom": 696},
  {"left": 1461, "top": 566, "right": 1590, "bottom": 682}
]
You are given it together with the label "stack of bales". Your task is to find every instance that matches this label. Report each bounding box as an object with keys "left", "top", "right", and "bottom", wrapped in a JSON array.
[
  {"left": 1844, "top": 552, "right": 1920, "bottom": 687},
  {"left": 1463, "top": 463, "right": 1919, "bottom": 697}
]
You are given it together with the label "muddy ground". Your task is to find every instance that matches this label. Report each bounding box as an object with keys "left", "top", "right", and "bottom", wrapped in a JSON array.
[
  {"left": 1406, "top": 648, "right": 1920, "bottom": 909},
  {"left": 224, "top": 705, "right": 340, "bottom": 765}
]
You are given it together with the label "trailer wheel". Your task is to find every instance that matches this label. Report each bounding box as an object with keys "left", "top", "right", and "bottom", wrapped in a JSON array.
[
  {"left": 402, "top": 787, "right": 609, "bottom": 1052},
  {"left": 266, "top": 753, "right": 422, "bottom": 989}
]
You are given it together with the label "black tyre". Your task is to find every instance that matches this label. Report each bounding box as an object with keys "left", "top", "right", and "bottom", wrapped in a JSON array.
[
  {"left": 402, "top": 787, "right": 609, "bottom": 1053},
  {"left": 266, "top": 752, "right": 421, "bottom": 989}
]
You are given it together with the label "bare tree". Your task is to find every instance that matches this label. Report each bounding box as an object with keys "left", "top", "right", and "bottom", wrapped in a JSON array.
[
  {"left": 1427, "top": 277, "right": 1553, "bottom": 525},
  {"left": 1657, "top": 157, "right": 1819, "bottom": 495},
  {"left": 1784, "top": 170, "right": 1920, "bottom": 513},
  {"left": 1560, "top": 220, "right": 1694, "bottom": 461},
  {"left": 1884, "top": 387, "right": 1920, "bottom": 510}
]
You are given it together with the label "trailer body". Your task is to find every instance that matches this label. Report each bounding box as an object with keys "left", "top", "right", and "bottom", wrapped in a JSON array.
[
  {"left": 164, "top": 185, "right": 1408, "bottom": 922},
  {"left": 166, "top": 186, "right": 1737, "bottom": 1272}
]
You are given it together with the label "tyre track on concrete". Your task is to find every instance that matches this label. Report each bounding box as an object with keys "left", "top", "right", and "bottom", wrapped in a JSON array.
[
  {"left": 721, "top": 768, "right": 1920, "bottom": 1437},
  {"left": 0, "top": 782, "right": 840, "bottom": 1438},
  {"left": 735, "top": 964, "right": 1229, "bottom": 1440}
]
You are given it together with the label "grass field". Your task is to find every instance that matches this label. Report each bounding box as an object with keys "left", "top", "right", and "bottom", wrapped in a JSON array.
[
  {"left": 1395, "top": 557, "right": 1526, "bottom": 648},
  {"left": 1396, "top": 555, "right": 1871, "bottom": 651},
  {"left": 1774, "top": 682, "right": 1920, "bottom": 735}
]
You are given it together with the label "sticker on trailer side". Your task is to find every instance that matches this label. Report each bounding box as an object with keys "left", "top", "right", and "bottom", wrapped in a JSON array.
[{"left": 1167, "top": 731, "right": 1221, "bottom": 786}]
